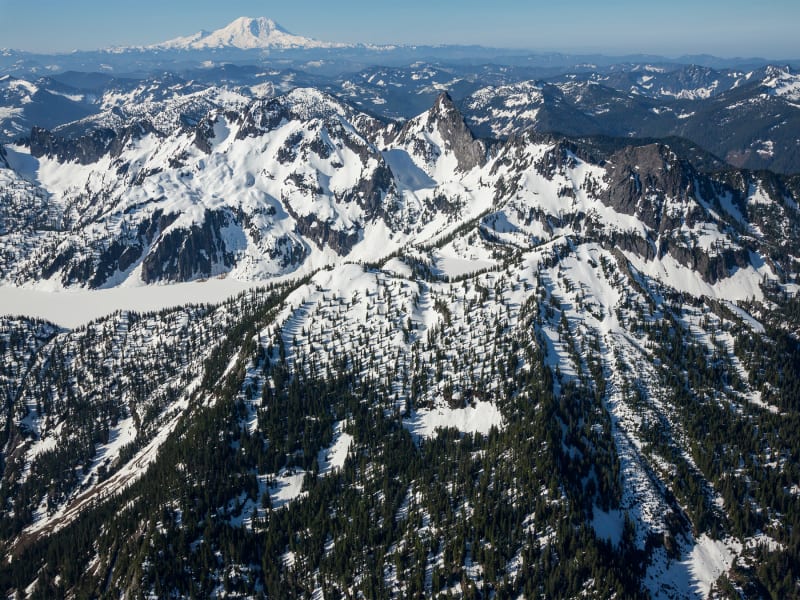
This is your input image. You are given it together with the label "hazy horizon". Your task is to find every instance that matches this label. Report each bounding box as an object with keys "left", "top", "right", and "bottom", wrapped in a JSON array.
[{"left": 0, "top": 0, "right": 798, "bottom": 59}]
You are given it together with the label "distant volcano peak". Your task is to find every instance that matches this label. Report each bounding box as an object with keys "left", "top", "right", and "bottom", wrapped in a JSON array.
[{"left": 151, "top": 16, "right": 348, "bottom": 51}]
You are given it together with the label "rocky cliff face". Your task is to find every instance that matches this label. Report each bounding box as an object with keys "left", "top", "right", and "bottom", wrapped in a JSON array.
[
  {"left": 602, "top": 144, "right": 697, "bottom": 231},
  {"left": 426, "top": 92, "right": 487, "bottom": 173},
  {"left": 389, "top": 91, "right": 487, "bottom": 175},
  {"left": 599, "top": 144, "right": 755, "bottom": 283},
  {"left": 140, "top": 209, "right": 242, "bottom": 283},
  {"left": 30, "top": 121, "right": 158, "bottom": 165}
]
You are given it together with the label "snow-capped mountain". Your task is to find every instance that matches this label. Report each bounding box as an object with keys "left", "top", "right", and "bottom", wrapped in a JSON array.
[
  {"left": 762, "top": 64, "right": 800, "bottom": 102},
  {"left": 2, "top": 88, "right": 799, "bottom": 594},
  {"left": 565, "top": 64, "right": 755, "bottom": 100},
  {"left": 2, "top": 54, "right": 798, "bottom": 172},
  {"left": 150, "top": 16, "right": 348, "bottom": 51}
]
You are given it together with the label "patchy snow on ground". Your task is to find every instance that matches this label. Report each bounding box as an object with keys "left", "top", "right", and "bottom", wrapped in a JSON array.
[
  {"left": 269, "top": 470, "right": 307, "bottom": 509},
  {"left": 591, "top": 508, "right": 625, "bottom": 546},
  {"left": 646, "top": 535, "right": 738, "bottom": 599},
  {"left": 686, "top": 535, "right": 738, "bottom": 597},
  {"left": 404, "top": 401, "right": 503, "bottom": 440},
  {"left": 382, "top": 257, "right": 413, "bottom": 278},
  {"left": 317, "top": 421, "right": 353, "bottom": 475},
  {"left": 625, "top": 251, "right": 771, "bottom": 302},
  {"left": 725, "top": 301, "right": 765, "bottom": 333},
  {"left": 433, "top": 254, "right": 496, "bottom": 278},
  {"left": 25, "top": 395, "right": 190, "bottom": 538},
  {"left": 431, "top": 235, "right": 497, "bottom": 278}
]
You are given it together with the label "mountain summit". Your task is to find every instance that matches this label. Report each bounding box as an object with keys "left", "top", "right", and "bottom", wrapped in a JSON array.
[{"left": 152, "top": 16, "right": 347, "bottom": 50}]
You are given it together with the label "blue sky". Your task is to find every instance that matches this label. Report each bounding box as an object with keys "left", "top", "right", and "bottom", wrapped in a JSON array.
[{"left": 0, "top": 0, "right": 797, "bottom": 58}]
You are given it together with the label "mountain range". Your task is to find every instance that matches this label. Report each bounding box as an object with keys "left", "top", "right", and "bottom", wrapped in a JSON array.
[
  {"left": 1, "top": 16, "right": 800, "bottom": 600},
  {"left": 2, "top": 17, "right": 796, "bottom": 78},
  {"left": 2, "top": 47, "right": 800, "bottom": 174}
]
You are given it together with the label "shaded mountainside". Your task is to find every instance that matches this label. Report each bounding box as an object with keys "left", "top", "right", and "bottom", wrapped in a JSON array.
[{"left": 461, "top": 65, "right": 800, "bottom": 174}]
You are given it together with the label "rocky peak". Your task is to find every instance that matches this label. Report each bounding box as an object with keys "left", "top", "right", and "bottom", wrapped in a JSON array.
[
  {"left": 235, "top": 89, "right": 362, "bottom": 141},
  {"left": 429, "top": 91, "right": 459, "bottom": 120},
  {"left": 597, "top": 143, "right": 758, "bottom": 284},
  {"left": 30, "top": 126, "right": 113, "bottom": 164},
  {"left": 764, "top": 64, "right": 792, "bottom": 78},
  {"left": 602, "top": 143, "right": 699, "bottom": 230},
  {"left": 394, "top": 91, "right": 486, "bottom": 173}
]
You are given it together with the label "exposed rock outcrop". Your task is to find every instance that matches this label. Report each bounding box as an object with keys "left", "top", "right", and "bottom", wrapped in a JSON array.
[
  {"left": 141, "top": 209, "right": 243, "bottom": 283},
  {"left": 30, "top": 121, "right": 157, "bottom": 165},
  {"left": 391, "top": 92, "right": 487, "bottom": 173}
]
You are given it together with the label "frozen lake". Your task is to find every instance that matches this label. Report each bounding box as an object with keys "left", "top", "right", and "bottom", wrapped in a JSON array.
[{"left": 0, "top": 279, "right": 261, "bottom": 329}]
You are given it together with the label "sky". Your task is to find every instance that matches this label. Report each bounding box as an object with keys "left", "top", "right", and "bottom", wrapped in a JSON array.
[{"left": 0, "top": 0, "right": 798, "bottom": 58}]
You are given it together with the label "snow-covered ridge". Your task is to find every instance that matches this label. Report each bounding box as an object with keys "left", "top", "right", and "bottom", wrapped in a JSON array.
[
  {"left": 762, "top": 67, "right": 800, "bottom": 102},
  {"left": 0, "top": 86, "right": 503, "bottom": 290},
  {"left": 463, "top": 81, "right": 544, "bottom": 138}
]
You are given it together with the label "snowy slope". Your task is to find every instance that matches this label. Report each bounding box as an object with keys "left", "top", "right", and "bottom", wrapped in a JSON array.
[{"left": 1, "top": 88, "right": 401, "bottom": 287}]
